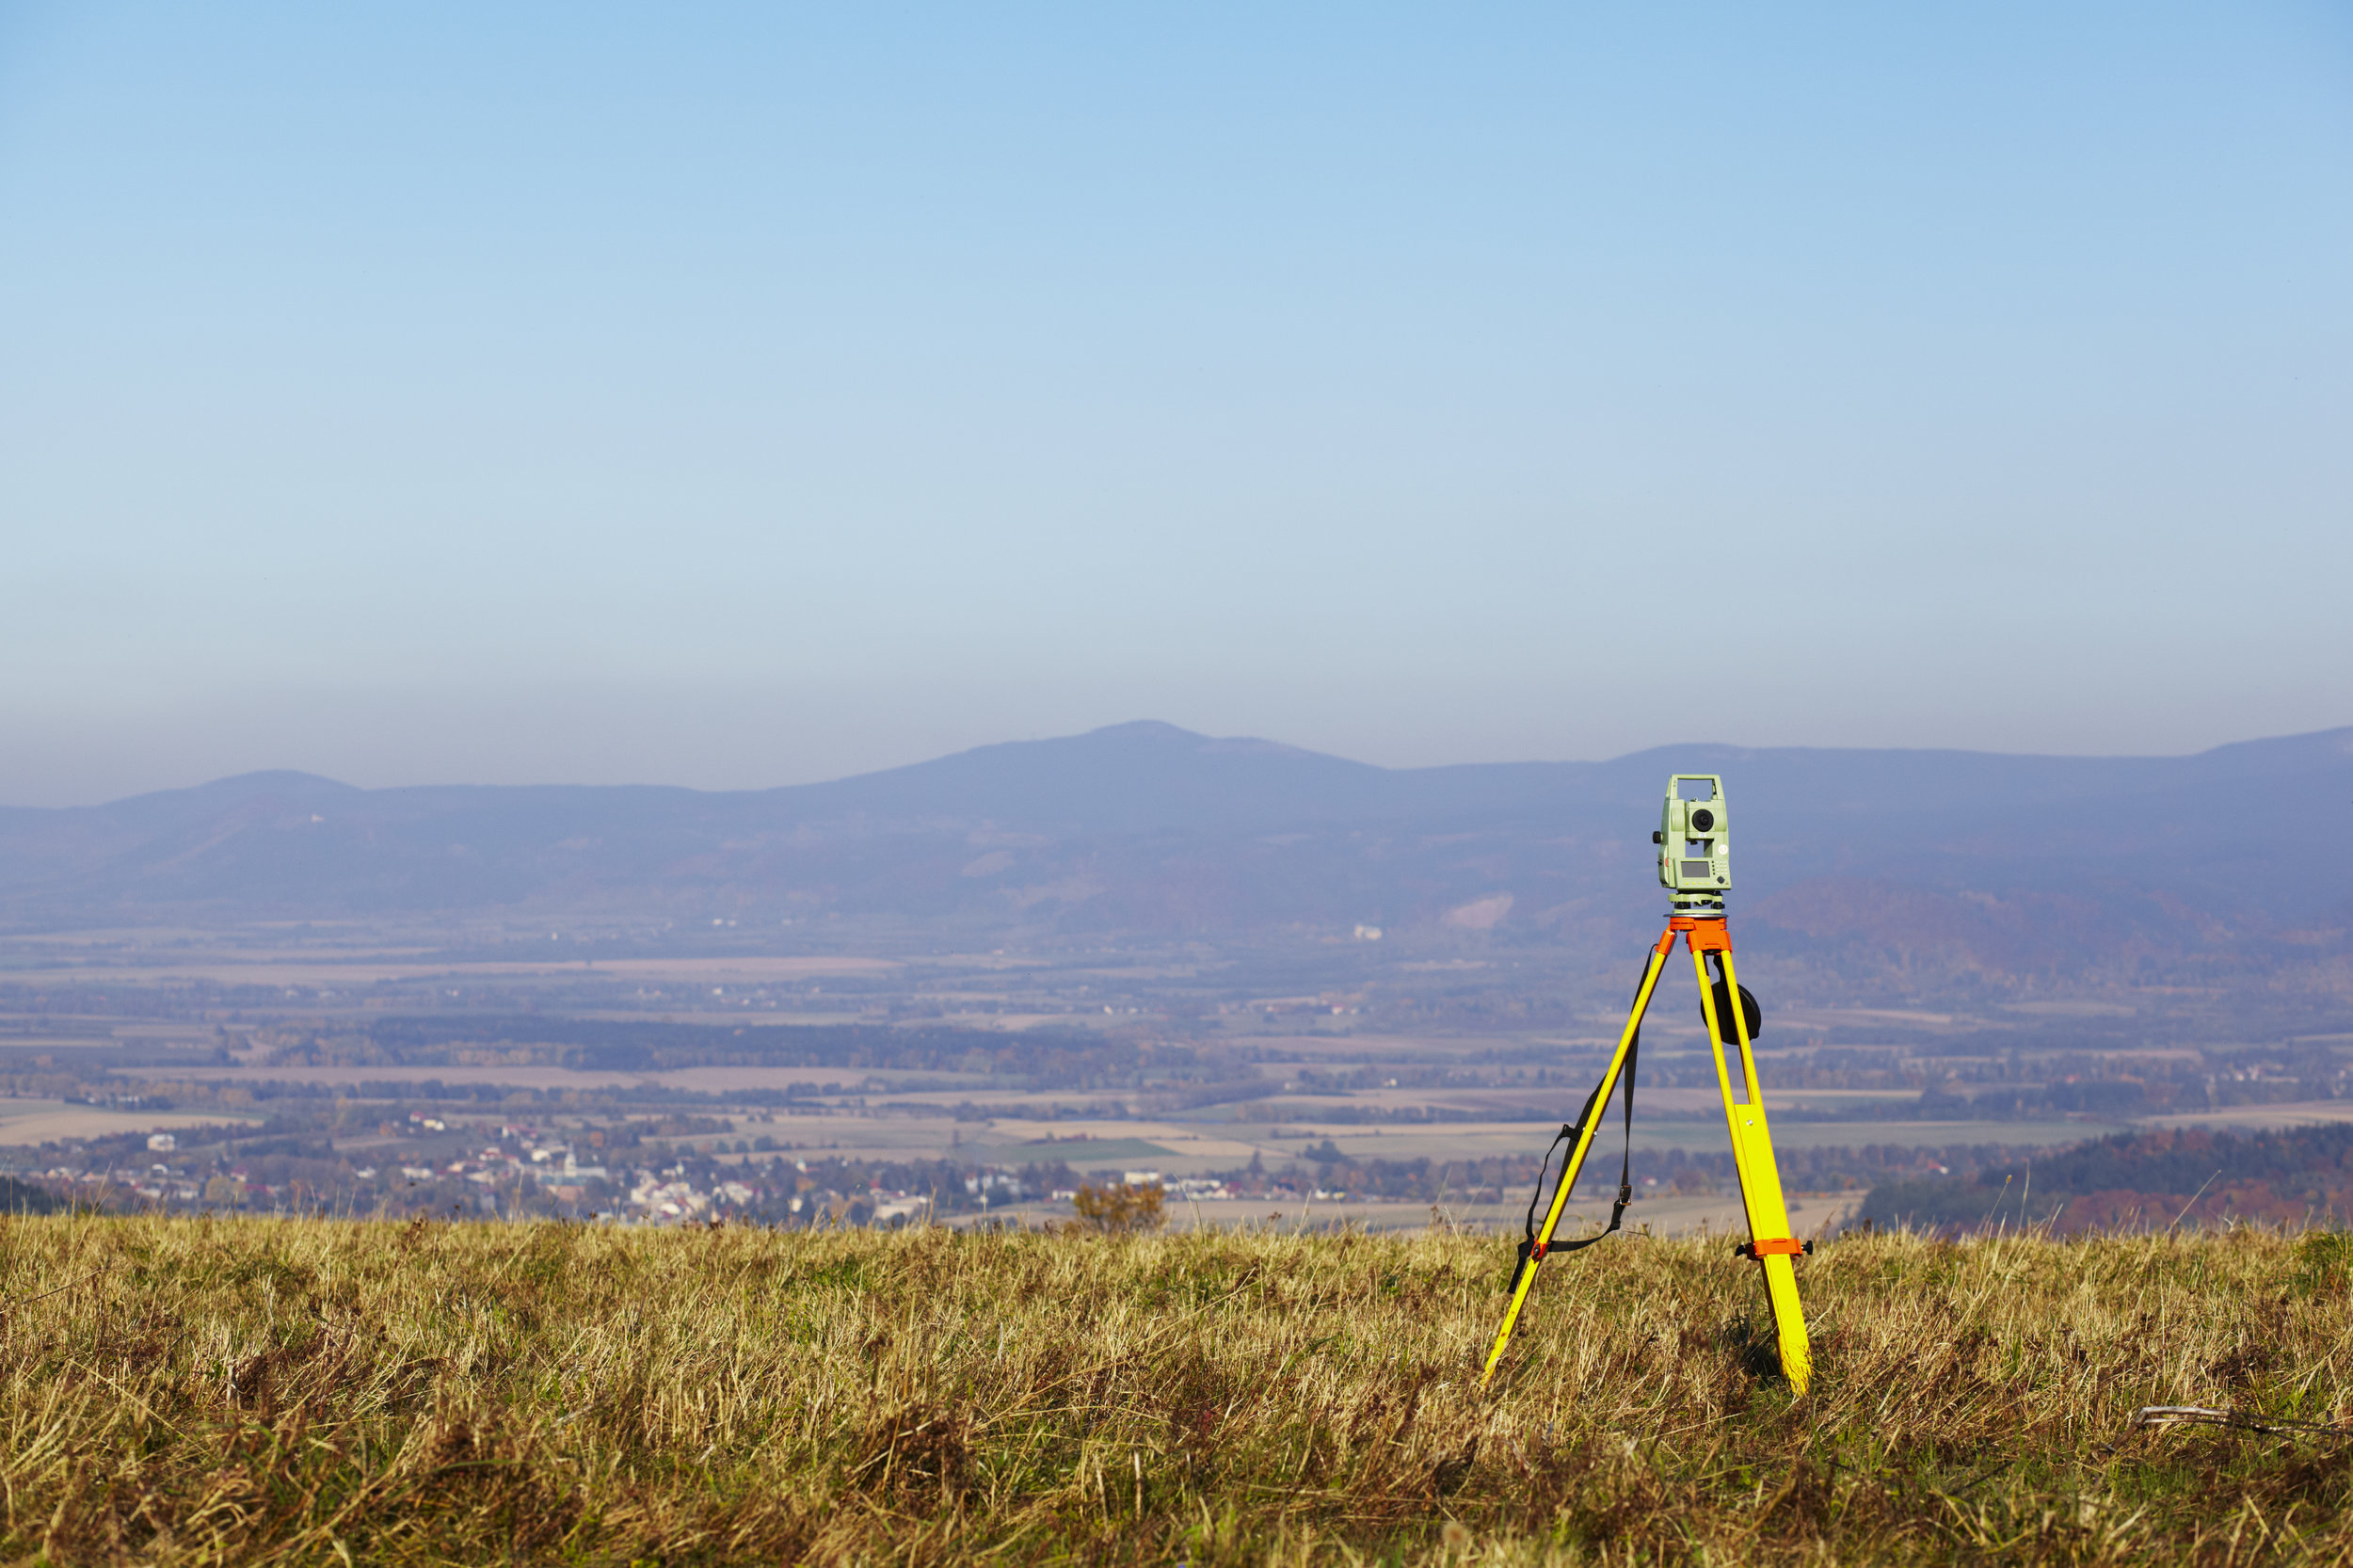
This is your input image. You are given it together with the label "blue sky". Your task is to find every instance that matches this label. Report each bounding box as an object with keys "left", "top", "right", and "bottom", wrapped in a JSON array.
[{"left": 3, "top": 3, "right": 2348, "bottom": 803}]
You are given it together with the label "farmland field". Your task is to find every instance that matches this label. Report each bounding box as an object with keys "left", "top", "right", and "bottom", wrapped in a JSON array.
[{"left": 3, "top": 1214, "right": 2348, "bottom": 1563}]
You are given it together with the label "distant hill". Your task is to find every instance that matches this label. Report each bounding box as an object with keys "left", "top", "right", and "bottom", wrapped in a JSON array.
[
  {"left": 2, "top": 720, "right": 2349, "bottom": 983},
  {"left": 1859, "top": 1123, "right": 2353, "bottom": 1234}
]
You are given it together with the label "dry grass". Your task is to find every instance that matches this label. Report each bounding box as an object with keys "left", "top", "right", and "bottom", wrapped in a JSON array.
[{"left": 2, "top": 1214, "right": 2349, "bottom": 1564}]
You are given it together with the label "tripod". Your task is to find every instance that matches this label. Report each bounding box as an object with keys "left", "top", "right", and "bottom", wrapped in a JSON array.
[{"left": 1479, "top": 779, "right": 1812, "bottom": 1393}]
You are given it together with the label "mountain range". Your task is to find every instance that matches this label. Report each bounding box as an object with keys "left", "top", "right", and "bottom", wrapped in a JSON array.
[{"left": 4, "top": 720, "right": 2349, "bottom": 984}]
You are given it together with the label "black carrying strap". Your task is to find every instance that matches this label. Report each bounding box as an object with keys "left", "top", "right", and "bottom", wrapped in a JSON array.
[{"left": 1508, "top": 958, "right": 1648, "bottom": 1293}]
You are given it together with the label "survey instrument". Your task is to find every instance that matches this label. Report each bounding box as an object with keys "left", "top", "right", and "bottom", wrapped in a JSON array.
[{"left": 1479, "top": 774, "right": 1812, "bottom": 1392}]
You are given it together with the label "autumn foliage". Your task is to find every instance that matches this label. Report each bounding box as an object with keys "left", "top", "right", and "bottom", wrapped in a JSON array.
[{"left": 1070, "top": 1178, "right": 1166, "bottom": 1233}]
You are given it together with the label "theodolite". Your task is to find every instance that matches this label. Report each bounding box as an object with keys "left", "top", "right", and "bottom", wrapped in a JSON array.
[{"left": 1480, "top": 775, "right": 1811, "bottom": 1392}]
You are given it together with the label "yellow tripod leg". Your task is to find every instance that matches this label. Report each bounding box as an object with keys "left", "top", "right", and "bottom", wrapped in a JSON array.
[
  {"left": 1695, "top": 946, "right": 1812, "bottom": 1394},
  {"left": 1478, "top": 939, "right": 1672, "bottom": 1390}
]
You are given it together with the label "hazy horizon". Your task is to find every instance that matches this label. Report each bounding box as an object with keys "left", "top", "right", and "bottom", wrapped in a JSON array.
[
  {"left": 10, "top": 713, "right": 2350, "bottom": 812},
  {"left": 5, "top": 5, "right": 2348, "bottom": 806}
]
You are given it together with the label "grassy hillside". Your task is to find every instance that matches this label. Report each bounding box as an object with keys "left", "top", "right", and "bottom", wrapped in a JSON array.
[{"left": 1, "top": 1215, "right": 2348, "bottom": 1564}]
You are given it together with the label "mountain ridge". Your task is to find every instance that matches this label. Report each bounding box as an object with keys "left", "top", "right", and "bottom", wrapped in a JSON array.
[
  {"left": 2, "top": 722, "right": 2348, "bottom": 981},
  {"left": 26, "top": 717, "right": 2352, "bottom": 824}
]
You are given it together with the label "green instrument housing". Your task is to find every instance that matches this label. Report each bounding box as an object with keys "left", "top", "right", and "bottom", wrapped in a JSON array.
[{"left": 1657, "top": 774, "right": 1729, "bottom": 915}]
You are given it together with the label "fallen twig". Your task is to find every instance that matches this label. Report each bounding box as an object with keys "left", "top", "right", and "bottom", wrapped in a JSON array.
[
  {"left": 0, "top": 1266, "right": 111, "bottom": 1312},
  {"left": 2130, "top": 1405, "right": 2351, "bottom": 1437}
]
